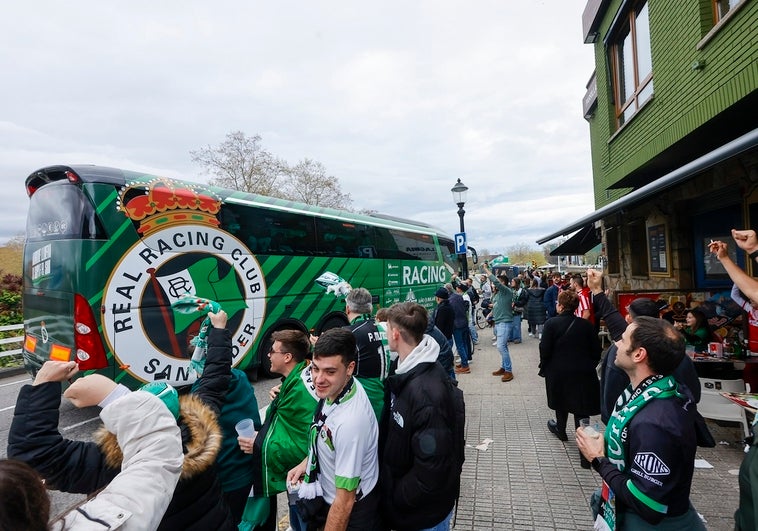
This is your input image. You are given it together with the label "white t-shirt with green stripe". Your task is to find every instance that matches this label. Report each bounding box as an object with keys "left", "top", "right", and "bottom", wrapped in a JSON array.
[{"left": 317, "top": 378, "right": 379, "bottom": 504}]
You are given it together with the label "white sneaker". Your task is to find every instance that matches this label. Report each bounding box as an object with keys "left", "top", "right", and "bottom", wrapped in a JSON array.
[{"left": 528, "top": 333, "right": 535, "bottom": 337}]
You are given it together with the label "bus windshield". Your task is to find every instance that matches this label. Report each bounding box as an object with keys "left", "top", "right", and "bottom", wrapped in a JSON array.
[{"left": 27, "top": 182, "right": 104, "bottom": 241}]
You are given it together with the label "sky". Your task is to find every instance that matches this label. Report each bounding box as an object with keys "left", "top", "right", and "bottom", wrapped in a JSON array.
[{"left": 0, "top": 1, "right": 597, "bottom": 255}]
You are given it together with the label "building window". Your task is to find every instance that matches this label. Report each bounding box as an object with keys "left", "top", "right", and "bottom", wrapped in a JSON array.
[
  {"left": 629, "top": 223, "right": 648, "bottom": 277},
  {"left": 713, "top": 0, "right": 741, "bottom": 23},
  {"left": 606, "top": 228, "right": 620, "bottom": 274},
  {"left": 611, "top": 1, "right": 653, "bottom": 127}
]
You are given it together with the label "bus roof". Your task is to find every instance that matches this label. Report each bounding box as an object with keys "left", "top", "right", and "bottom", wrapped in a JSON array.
[{"left": 26, "top": 164, "right": 451, "bottom": 238}]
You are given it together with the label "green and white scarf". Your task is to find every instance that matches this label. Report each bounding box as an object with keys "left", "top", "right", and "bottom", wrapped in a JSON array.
[
  {"left": 597, "top": 375, "right": 682, "bottom": 530},
  {"left": 300, "top": 377, "right": 356, "bottom": 500},
  {"left": 171, "top": 295, "right": 222, "bottom": 378}
]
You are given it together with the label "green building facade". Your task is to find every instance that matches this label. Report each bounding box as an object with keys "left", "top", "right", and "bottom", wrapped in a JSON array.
[{"left": 540, "top": 0, "right": 758, "bottom": 295}]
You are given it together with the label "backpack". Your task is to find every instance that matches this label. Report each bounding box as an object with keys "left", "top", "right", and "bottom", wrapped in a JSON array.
[
  {"left": 514, "top": 288, "right": 528, "bottom": 310},
  {"left": 467, "top": 287, "right": 480, "bottom": 306}
]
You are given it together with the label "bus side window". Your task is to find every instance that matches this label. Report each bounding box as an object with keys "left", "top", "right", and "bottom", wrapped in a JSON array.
[
  {"left": 316, "top": 218, "right": 376, "bottom": 257},
  {"left": 383, "top": 229, "right": 436, "bottom": 261}
]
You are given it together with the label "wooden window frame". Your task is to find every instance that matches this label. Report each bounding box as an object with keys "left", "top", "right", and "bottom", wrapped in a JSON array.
[
  {"left": 610, "top": 1, "right": 653, "bottom": 128},
  {"left": 712, "top": 0, "right": 742, "bottom": 23}
]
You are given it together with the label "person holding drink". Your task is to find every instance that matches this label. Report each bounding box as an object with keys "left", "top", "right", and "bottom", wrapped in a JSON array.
[{"left": 576, "top": 316, "right": 704, "bottom": 529}]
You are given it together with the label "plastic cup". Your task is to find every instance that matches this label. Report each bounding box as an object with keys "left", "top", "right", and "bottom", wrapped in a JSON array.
[
  {"left": 580, "top": 418, "right": 601, "bottom": 438},
  {"left": 287, "top": 481, "right": 301, "bottom": 505},
  {"left": 235, "top": 418, "right": 256, "bottom": 439}
]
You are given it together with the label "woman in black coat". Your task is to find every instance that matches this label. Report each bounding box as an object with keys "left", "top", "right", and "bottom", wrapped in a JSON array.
[
  {"left": 539, "top": 289, "right": 601, "bottom": 468},
  {"left": 526, "top": 279, "right": 547, "bottom": 338}
]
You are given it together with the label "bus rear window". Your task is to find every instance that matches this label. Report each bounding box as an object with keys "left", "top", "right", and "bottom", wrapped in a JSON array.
[{"left": 27, "top": 183, "right": 105, "bottom": 241}]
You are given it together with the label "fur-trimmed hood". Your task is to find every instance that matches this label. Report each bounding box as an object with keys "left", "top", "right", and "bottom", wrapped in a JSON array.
[{"left": 95, "top": 393, "right": 222, "bottom": 480}]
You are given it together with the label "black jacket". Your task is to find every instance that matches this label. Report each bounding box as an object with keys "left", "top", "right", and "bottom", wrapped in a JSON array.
[
  {"left": 449, "top": 292, "right": 469, "bottom": 329},
  {"left": 8, "top": 328, "right": 236, "bottom": 531},
  {"left": 594, "top": 383, "right": 698, "bottom": 524},
  {"left": 433, "top": 299, "right": 455, "bottom": 338},
  {"left": 539, "top": 311, "right": 602, "bottom": 415},
  {"left": 526, "top": 287, "right": 547, "bottom": 325},
  {"left": 425, "top": 320, "right": 454, "bottom": 376},
  {"left": 380, "top": 361, "right": 460, "bottom": 530}
]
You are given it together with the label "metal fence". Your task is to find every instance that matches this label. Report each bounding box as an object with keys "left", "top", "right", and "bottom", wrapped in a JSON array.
[{"left": 0, "top": 323, "right": 23, "bottom": 359}]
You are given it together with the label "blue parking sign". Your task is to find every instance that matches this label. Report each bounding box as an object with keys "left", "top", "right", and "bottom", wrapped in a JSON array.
[{"left": 454, "top": 232, "right": 467, "bottom": 254}]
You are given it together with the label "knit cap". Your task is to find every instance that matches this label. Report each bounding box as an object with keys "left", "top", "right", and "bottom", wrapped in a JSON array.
[{"left": 140, "top": 381, "right": 180, "bottom": 420}]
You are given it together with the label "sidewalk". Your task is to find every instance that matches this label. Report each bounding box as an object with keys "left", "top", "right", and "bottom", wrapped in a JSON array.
[{"left": 453, "top": 326, "right": 745, "bottom": 530}]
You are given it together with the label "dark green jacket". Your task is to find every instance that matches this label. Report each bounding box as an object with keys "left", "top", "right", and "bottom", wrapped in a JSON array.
[{"left": 489, "top": 273, "right": 514, "bottom": 323}]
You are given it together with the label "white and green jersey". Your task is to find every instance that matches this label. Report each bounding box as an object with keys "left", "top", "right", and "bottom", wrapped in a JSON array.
[{"left": 317, "top": 378, "right": 379, "bottom": 504}]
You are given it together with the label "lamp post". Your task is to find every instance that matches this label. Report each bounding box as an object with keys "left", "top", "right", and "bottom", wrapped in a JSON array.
[{"left": 451, "top": 178, "right": 469, "bottom": 279}]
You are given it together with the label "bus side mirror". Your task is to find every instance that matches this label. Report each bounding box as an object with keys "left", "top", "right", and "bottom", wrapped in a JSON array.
[{"left": 470, "top": 247, "right": 478, "bottom": 264}]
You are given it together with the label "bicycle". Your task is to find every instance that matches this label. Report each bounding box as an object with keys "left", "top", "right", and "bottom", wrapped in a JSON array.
[{"left": 475, "top": 305, "right": 488, "bottom": 329}]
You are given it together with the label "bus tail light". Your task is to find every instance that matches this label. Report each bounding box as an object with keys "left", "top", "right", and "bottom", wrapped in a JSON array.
[
  {"left": 50, "top": 344, "right": 71, "bottom": 361},
  {"left": 74, "top": 294, "right": 108, "bottom": 370},
  {"left": 65, "top": 170, "right": 81, "bottom": 184},
  {"left": 24, "top": 335, "right": 37, "bottom": 354}
]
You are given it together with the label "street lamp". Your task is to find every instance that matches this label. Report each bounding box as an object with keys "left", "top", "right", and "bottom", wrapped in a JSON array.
[{"left": 451, "top": 178, "right": 469, "bottom": 279}]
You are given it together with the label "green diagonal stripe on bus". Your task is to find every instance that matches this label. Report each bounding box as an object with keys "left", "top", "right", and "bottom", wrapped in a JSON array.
[
  {"left": 89, "top": 288, "right": 104, "bottom": 307},
  {"left": 269, "top": 258, "right": 326, "bottom": 306},
  {"left": 96, "top": 189, "right": 118, "bottom": 215},
  {"left": 86, "top": 219, "right": 133, "bottom": 271},
  {"left": 259, "top": 257, "right": 340, "bottom": 326}
]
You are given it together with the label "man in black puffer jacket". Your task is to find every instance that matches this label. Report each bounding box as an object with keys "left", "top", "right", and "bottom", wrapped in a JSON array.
[
  {"left": 8, "top": 311, "right": 236, "bottom": 531},
  {"left": 380, "top": 302, "right": 464, "bottom": 531}
]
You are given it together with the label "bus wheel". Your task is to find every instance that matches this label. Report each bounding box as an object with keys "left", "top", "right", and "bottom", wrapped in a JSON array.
[{"left": 315, "top": 314, "right": 349, "bottom": 335}]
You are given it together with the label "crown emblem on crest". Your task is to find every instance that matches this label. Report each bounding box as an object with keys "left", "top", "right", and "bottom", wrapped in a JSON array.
[{"left": 117, "top": 178, "right": 222, "bottom": 235}]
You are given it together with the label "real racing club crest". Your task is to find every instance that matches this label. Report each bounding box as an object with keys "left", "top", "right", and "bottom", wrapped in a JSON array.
[{"left": 101, "top": 178, "right": 267, "bottom": 386}]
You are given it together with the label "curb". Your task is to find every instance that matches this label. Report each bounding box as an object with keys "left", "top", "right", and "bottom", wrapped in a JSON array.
[{"left": 0, "top": 366, "right": 28, "bottom": 379}]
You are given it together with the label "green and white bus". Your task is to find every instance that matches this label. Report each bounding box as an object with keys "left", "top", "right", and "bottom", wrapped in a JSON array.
[{"left": 22, "top": 165, "right": 461, "bottom": 388}]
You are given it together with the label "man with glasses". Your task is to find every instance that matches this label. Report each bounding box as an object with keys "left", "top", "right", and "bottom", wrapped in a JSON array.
[{"left": 238, "top": 329, "right": 318, "bottom": 531}]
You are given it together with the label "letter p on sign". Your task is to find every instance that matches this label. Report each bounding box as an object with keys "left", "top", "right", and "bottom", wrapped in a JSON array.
[{"left": 454, "top": 232, "right": 467, "bottom": 254}]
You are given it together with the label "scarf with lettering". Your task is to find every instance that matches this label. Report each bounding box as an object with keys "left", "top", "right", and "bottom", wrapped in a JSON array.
[
  {"left": 606, "top": 375, "right": 681, "bottom": 471},
  {"left": 597, "top": 375, "right": 681, "bottom": 530}
]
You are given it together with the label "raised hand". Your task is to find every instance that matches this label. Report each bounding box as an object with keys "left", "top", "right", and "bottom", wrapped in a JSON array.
[
  {"left": 63, "top": 374, "right": 118, "bottom": 408},
  {"left": 208, "top": 310, "right": 228, "bottom": 329},
  {"left": 33, "top": 360, "right": 78, "bottom": 385},
  {"left": 732, "top": 229, "right": 758, "bottom": 254}
]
